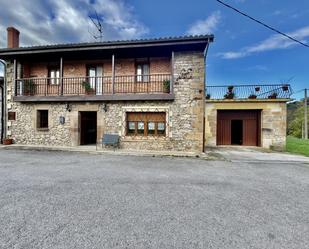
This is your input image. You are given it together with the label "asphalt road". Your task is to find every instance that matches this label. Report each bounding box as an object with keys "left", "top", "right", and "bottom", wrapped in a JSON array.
[{"left": 0, "top": 149, "right": 308, "bottom": 249}]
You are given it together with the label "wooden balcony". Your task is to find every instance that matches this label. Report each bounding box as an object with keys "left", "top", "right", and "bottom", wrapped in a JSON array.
[{"left": 13, "top": 74, "right": 174, "bottom": 102}]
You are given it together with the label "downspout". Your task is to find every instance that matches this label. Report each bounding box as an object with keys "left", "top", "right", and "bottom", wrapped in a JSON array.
[
  {"left": 202, "top": 40, "right": 211, "bottom": 153},
  {"left": 0, "top": 59, "right": 6, "bottom": 144}
]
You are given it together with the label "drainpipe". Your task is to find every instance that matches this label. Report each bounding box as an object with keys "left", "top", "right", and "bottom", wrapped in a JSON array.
[
  {"left": 202, "top": 40, "right": 211, "bottom": 153},
  {"left": 0, "top": 59, "right": 6, "bottom": 144},
  {"left": 0, "top": 83, "right": 3, "bottom": 144}
]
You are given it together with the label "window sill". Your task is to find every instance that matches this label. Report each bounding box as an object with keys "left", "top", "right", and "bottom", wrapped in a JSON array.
[
  {"left": 122, "top": 136, "right": 167, "bottom": 141},
  {"left": 37, "top": 128, "right": 49, "bottom": 132}
]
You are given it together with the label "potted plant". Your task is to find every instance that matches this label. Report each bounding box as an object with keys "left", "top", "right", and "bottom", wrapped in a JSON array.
[
  {"left": 224, "top": 92, "right": 235, "bottom": 99},
  {"left": 255, "top": 86, "right": 260, "bottom": 92},
  {"left": 82, "top": 81, "right": 95, "bottom": 95},
  {"left": 206, "top": 93, "right": 211, "bottom": 99},
  {"left": 282, "top": 84, "right": 289, "bottom": 91},
  {"left": 23, "top": 79, "right": 35, "bottom": 96},
  {"left": 163, "top": 79, "right": 170, "bottom": 93},
  {"left": 227, "top": 85, "right": 234, "bottom": 92},
  {"left": 268, "top": 92, "right": 278, "bottom": 99},
  {"left": 3, "top": 137, "right": 13, "bottom": 145},
  {"left": 248, "top": 94, "right": 257, "bottom": 99}
]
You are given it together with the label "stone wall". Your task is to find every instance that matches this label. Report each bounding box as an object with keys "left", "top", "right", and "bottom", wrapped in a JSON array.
[
  {"left": 205, "top": 100, "right": 287, "bottom": 150},
  {"left": 6, "top": 51, "right": 205, "bottom": 152}
]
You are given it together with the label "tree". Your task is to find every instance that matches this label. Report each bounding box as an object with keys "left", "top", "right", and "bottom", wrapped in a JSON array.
[{"left": 287, "top": 99, "right": 309, "bottom": 138}]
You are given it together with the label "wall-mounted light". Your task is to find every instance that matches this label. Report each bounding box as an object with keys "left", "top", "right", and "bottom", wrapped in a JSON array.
[
  {"left": 65, "top": 102, "right": 72, "bottom": 112},
  {"left": 102, "top": 103, "right": 108, "bottom": 112},
  {"left": 59, "top": 116, "right": 65, "bottom": 125}
]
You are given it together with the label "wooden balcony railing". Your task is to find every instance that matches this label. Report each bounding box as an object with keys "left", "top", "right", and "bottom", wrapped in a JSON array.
[{"left": 15, "top": 74, "right": 172, "bottom": 97}]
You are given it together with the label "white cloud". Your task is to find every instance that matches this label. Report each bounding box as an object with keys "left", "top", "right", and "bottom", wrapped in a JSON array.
[
  {"left": 218, "top": 26, "right": 309, "bottom": 59},
  {"left": 187, "top": 11, "right": 221, "bottom": 35},
  {"left": 0, "top": 0, "right": 148, "bottom": 48}
]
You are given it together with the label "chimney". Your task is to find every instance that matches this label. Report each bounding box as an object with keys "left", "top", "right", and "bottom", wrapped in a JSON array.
[{"left": 7, "top": 27, "right": 20, "bottom": 48}]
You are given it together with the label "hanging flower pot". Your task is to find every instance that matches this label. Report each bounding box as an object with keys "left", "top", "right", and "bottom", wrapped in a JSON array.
[
  {"left": 227, "top": 85, "right": 234, "bottom": 92},
  {"left": 282, "top": 84, "right": 289, "bottom": 91},
  {"left": 255, "top": 87, "right": 260, "bottom": 92},
  {"left": 224, "top": 92, "right": 235, "bottom": 99},
  {"left": 268, "top": 92, "right": 278, "bottom": 99}
]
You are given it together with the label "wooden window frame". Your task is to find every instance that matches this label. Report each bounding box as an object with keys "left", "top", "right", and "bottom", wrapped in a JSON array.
[
  {"left": 126, "top": 112, "right": 166, "bottom": 137},
  {"left": 37, "top": 110, "right": 49, "bottom": 130}
]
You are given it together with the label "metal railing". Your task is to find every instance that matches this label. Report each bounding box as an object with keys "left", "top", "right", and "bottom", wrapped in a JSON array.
[
  {"left": 206, "top": 84, "right": 293, "bottom": 100},
  {"left": 15, "top": 74, "right": 172, "bottom": 96}
]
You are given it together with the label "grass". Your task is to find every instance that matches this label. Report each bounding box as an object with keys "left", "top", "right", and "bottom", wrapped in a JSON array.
[{"left": 286, "top": 136, "right": 309, "bottom": 157}]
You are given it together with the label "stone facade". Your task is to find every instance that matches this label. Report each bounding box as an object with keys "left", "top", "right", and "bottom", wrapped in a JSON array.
[
  {"left": 205, "top": 100, "right": 287, "bottom": 150},
  {"left": 5, "top": 51, "right": 206, "bottom": 152}
]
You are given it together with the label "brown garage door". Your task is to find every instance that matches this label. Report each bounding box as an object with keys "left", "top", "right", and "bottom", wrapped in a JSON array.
[{"left": 217, "top": 110, "right": 261, "bottom": 146}]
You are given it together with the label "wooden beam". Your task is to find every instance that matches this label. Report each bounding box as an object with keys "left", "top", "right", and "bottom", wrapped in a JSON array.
[
  {"left": 13, "top": 93, "right": 175, "bottom": 102},
  {"left": 60, "top": 57, "right": 63, "bottom": 95},
  {"left": 0, "top": 40, "right": 211, "bottom": 56},
  {"left": 112, "top": 54, "right": 115, "bottom": 94},
  {"left": 13, "top": 59, "right": 17, "bottom": 96},
  {"left": 170, "top": 51, "right": 174, "bottom": 94}
]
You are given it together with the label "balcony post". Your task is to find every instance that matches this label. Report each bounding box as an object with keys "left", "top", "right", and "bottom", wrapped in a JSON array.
[
  {"left": 112, "top": 54, "right": 115, "bottom": 94},
  {"left": 13, "top": 59, "right": 17, "bottom": 96},
  {"left": 170, "top": 51, "right": 174, "bottom": 94},
  {"left": 60, "top": 57, "right": 63, "bottom": 95}
]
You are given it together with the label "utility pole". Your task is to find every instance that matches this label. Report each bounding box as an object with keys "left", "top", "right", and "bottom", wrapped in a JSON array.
[{"left": 305, "top": 88, "right": 308, "bottom": 139}]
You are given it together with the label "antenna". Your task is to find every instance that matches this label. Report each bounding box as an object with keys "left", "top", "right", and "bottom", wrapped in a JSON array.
[{"left": 88, "top": 11, "right": 103, "bottom": 42}]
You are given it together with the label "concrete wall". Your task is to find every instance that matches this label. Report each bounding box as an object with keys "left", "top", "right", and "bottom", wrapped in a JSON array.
[
  {"left": 205, "top": 100, "right": 287, "bottom": 150},
  {"left": 5, "top": 51, "right": 205, "bottom": 152}
]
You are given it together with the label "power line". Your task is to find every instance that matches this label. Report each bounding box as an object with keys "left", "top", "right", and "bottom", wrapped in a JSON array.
[{"left": 215, "top": 0, "right": 309, "bottom": 48}]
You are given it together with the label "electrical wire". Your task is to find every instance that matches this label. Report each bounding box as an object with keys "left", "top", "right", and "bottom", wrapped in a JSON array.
[{"left": 215, "top": 0, "right": 309, "bottom": 48}]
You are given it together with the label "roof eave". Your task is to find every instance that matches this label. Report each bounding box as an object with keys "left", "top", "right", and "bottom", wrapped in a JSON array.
[{"left": 0, "top": 35, "right": 214, "bottom": 57}]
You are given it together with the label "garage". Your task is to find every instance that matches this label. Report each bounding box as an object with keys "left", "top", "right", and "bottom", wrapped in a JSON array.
[{"left": 217, "top": 110, "right": 261, "bottom": 146}]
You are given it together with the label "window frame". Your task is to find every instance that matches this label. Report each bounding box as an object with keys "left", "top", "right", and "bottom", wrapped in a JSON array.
[{"left": 126, "top": 112, "right": 166, "bottom": 137}]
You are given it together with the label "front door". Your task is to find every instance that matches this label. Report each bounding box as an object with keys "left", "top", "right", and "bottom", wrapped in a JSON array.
[{"left": 80, "top": 112, "right": 97, "bottom": 145}]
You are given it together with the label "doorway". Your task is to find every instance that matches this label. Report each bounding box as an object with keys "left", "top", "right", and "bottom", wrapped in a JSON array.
[
  {"left": 231, "top": 120, "right": 243, "bottom": 145},
  {"left": 217, "top": 110, "right": 261, "bottom": 146},
  {"left": 80, "top": 112, "right": 97, "bottom": 145}
]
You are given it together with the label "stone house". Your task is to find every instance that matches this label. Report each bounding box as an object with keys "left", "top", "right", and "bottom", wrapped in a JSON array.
[
  {"left": 0, "top": 27, "right": 213, "bottom": 152},
  {"left": 0, "top": 27, "right": 292, "bottom": 152}
]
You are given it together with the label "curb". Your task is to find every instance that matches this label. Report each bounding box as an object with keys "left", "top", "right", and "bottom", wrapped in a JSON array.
[{"left": 0, "top": 145, "right": 219, "bottom": 160}]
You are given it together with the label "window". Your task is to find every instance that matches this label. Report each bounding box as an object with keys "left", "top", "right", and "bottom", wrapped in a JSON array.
[
  {"left": 37, "top": 110, "right": 48, "bottom": 129},
  {"left": 126, "top": 112, "right": 166, "bottom": 136},
  {"left": 87, "top": 65, "right": 103, "bottom": 94},
  {"left": 48, "top": 67, "right": 60, "bottom": 85},
  {"left": 136, "top": 63, "right": 149, "bottom": 82},
  {"left": 8, "top": 112, "right": 16, "bottom": 121}
]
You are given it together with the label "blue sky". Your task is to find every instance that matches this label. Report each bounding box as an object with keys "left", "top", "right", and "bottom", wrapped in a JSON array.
[{"left": 0, "top": 0, "right": 308, "bottom": 99}]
